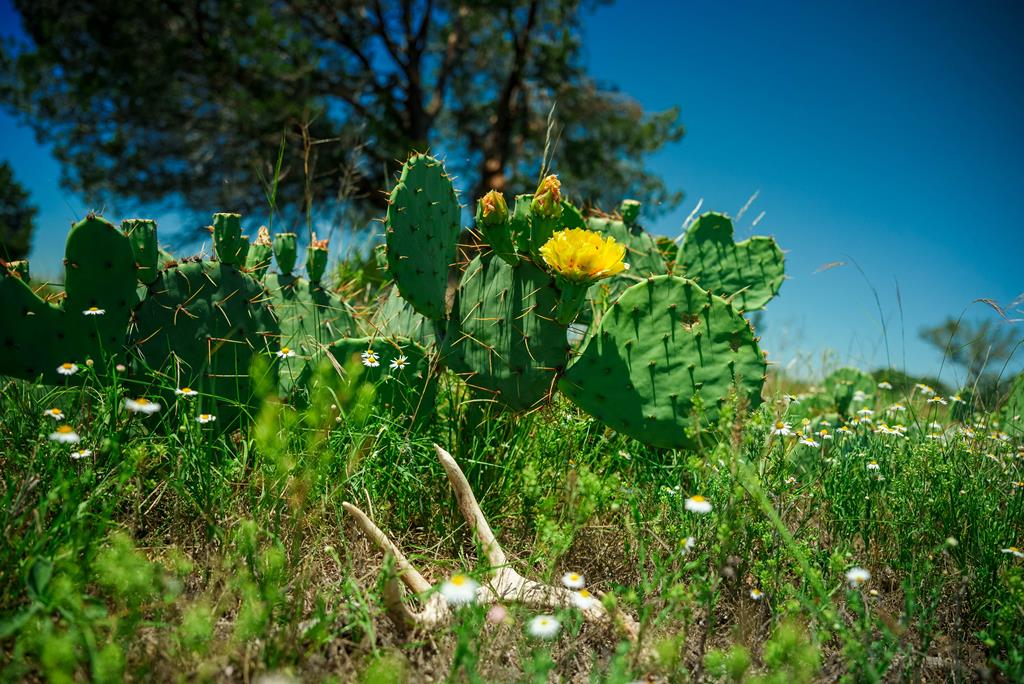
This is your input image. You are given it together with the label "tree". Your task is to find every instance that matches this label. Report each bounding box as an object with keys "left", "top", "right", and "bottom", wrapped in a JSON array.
[
  {"left": 0, "top": 161, "right": 38, "bottom": 261},
  {"left": 0, "top": 1, "right": 684, "bottom": 233},
  {"left": 920, "top": 317, "right": 1022, "bottom": 387}
]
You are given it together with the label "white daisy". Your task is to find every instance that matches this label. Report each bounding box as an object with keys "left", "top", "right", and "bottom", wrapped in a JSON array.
[
  {"left": 1001, "top": 547, "right": 1023, "bottom": 559},
  {"left": 196, "top": 414, "right": 217, "bottom": 424},
  {"left": 852, "top": 390, "right": 868, "bottom": 402},
  {"left": 866, "top": 460, "right": 880, "bottom": 471},
  {"left": 681, "top": 536, "right": 696, "bottom": 555},
  {"left": 276, "top": 347, "right": 296, "bottom": 359},
  {"left": 949, "top": 394, "right": 964, "bottom": 403},
  {"left": 845, "top": 567, "right": 871, "bottom": 588},
  {"left": 439, "top": 574, "right": 478, "bottom": 605},
  {"left": 43, "top": 408, "right": 64, "bottom": 420},
  {"left": 771, "top": 421, "right": 792, "bottom": 436},
  {"left": 83, "top": 307, "right": 105, "bottom": 316},
  {"left": 561, "top": 572, "right": 585, "bottom": 589},
  {"left": 914, "top": 383, "right": 936, "bottom": 396},
  {"left": 526, "top": 615, "right": 561, "bottom": 639},
  {"left": 785, "top": 476, "right": 797, "bottom": 485},
  {"left": 49, "top": 425, "right": 80, "bottom": 443},
  {"left": 124, "top": 398, "right": 162, "bottom": 414},
  {"left": 175, "top": 387, "right": 198, "bottom": 397},
  {"left": 70, "top": 449, "right": 92, "bottom": 460},
  {"left": 798, "top": 435, "right": 820, "bottom": 448},
  {"left": 928, "top": 396, "right": 948, "bottom": 406},
  {"left": 818, "top": 429, "right": 833, "bottom": 440},
  {"left": 389, "top": 355, "right": 409, "bottom": 371},
  {"left": 684, "top": 495, "right": 713, "bottom": 514},
  {"left": 361, "top": 349, "right": 381, "bottom": 368},
  {"left": 57, "top": 362, "right": 79, "bottom": 376},
  {"left": 837, "top": 425, "right": 853, "bottom": 435},
  {"left": 856, "top": 408, "right": 874, "bottom": 418},
  {"left": 750, "top": 588, "right": 764, "bottom": 601},
  {"left": 571, "top": 589, "right": 599, "bottom": 610},
  {"left": 877, "top": 381, "right": 892, "bottom": 390},
  {"left": 887, "top": 403, "right": 906, "bottom": 413}
]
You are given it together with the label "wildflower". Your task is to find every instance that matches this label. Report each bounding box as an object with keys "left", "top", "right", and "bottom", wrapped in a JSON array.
[
  {"left": 70, "top": 449, "right": 92, "bottom": 459},
  {"left": 572, "top": 589, "right": 599, "bottom": 610},
  {"left": 856, "top": 408, "right": 874, "bottom": 418},
  {"left": 526, "top": 615, "right": 561, "bottom": 639},
  {"left": 561, "top": 572, "right": 585, "bottom": 589},
  {"left": 43, "top": 408, "right": 64, "bottom": 420},
  {"left": 276, "top": 347, "right": 296, "bottom": 359},
  {"left": 175, "top": 387, "right": 198, "bottom": 397},
  {"left": 538, "top": 228, "right": 628, "bottom": 283},
  {"left": 360, "top": 349, "right": 381, "bottom": 368},
  {"left": 785, "top": 476, "right": 797, "bottom": 485},
  {"left": 928, "top": 396, "right": 948, "bottom": 406},
  {"left": 83, "top": 307, "right": 105, "bottom": 316},
  {"left": 49, "top": 425, "right": 80, "bottom": 443},
  {"left": 866, "top": 460, "right": 880, "bottom": 471},
  {"left": 877, "top": 381, "right": 892, "bottom": 390},
  {"left": 57, "top": 362, "right": 79, "bottom": 376},
  {"left": 798, "top": 434, "right": 820, "bottom": 448},
  {"left": 750, "top": 588, "right": 764, "bottom": 601},
  {"left": 946, "top": 537, "right": 959, "bottom": 547},
  {"left": 439, "top": 574, "right": 479, "bottom": 605},
  {"left": 887, "top": 403, "right": 906, "bottom": 413},
  {"left": 389, "top": 355, "right": 409, "bottom": 371},
  {"left": 837, "top": 425, "right": 853, "bottom": 435},
  {"left": 852, "top": 390, "right": 868, "bottom": 402},
  {"left": 486, "top": 604, "right": 509, "bottom": 624},
  {"left": 478, "top": 189, "right": 509, "bottom": 225},
  {"left": 949, "top": 394, "right": 964, "bottom": 403},
  {"left": 684, "top": 495, "right": 713, "bottom": 514},
  {"left": 845, "top": 567, "right": 871, "bottom": 588},
  {"left": 771, "top": 421, "right": 792, "bottom": 436},
  {"left": 681, "top": 536, "right": 696, "bottom": 555},
  {"left": 782, "top": 394, "right": 800, "bottom": 403},
  {"left": 914, "top": 383, "right": 936, "bottom": 396},
  {"left": 1001, "top": 547, "right": 1024, "bottom": 559},
  {"left": 531, "top": 174, "right": 563, "bottom": 218},
  {"left": 196, "top": 414, "right": 217, "bottom": 424},
  {"left": 1012, "top": 481, "right": 1024, "bottom": 489},
  {"left": 115, "top": 364, "right": 126, "bottom": 373},
  {"left": 124, "top": 398, "right": 161, "bottom": 414},
  {"left": 960, "top": 427, "right": 976, "bottom": 438},
  {"left": 818, "top": 429, "right": 833, "bottom": 440}
]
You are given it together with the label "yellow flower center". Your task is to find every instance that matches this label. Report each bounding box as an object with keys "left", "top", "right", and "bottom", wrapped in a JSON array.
[
  {"left": 450, "top": 574, "right": 466, "bottom": 585},
  {"left": 136, "top": 398, "right": 150, "bottom": 405},
  {"left": 578, "top": 589, "right": 591, "bottom": 598},
  {"left": 182, "top": 387, "right": 192, "bottom": 393},
  {"left": 690, "top": 495, "right": 706, "bottom": 503},
  {"left": 61, "top": 363, "right": 73, "bottom": 370},
  {"left": 281, "top": 347, "right": 291, "bottom": 354},
  {"left": 57, "top": 425, "right": 73, "bottom": 434},
  {"left": 538, "top": 228, "right": 627, "bottom": 283}
]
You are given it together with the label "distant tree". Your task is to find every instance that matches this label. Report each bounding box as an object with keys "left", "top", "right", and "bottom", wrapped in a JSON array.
[
  {"left": 920, "top": 317, "right": 1022, "bottom": 386},
  {"left": 0, "top": 160, "right": 37, "bottom": 261},
  {"left": 0, "top": 1, "right": 684, "bottom": 232}
]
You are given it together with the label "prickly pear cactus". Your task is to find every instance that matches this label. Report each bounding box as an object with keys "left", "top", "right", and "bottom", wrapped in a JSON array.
[
  {"left": 0, "top": 215, "right": 137, "bottom": 383},
  {"left": 824, "top": 367, "right": 876, "bottom": 418},
  {"left": 265, "top": 272, "right": 356, "bottom": 392},
  {"left": 450, "top": 254, "right": 569, "bottom": 411},
  {"left": 315, "top": 336, "right": 437, "bottom": 420},
  {"left": 129, "top": 260, "right": 279, "bottom": 416},
  {"left": 679, "top": 212, "right": 784, "bottom": 311},
  {"left": 122, "top": 219, "right": 160, "bottom": 285},
  {"left": 370, "top": 285, "right": 438, "bottom": 347},
  {"left": 385, "top": 154, "right": 461, "bottom": 320},
  {"left": 559, "top": 275, "right": 766, "bottom": 449}
]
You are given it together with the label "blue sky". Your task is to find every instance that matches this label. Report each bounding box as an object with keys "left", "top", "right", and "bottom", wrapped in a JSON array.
[{"left": 2, "top": 0, "right": 1022, "bottom": 382}]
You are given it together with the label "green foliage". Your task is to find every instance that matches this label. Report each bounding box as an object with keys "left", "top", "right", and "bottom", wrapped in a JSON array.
[
  {"left": 385, "top": 154, "right": 461, "bottom": 321},
  {"left": 560, "top": 276, "right": 766, "bottom": 448},
  {"left": 0, "top": 160, "right": 37, "bottom": 261},
  {"left": 0, "top": 215, "right": 137, "bottom": 383},
  {"left": 678, "top": 212, "right": 785, "bottom": 311}
]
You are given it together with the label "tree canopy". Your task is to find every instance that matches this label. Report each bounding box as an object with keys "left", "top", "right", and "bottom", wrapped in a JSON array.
[
  {"left": 0, "top": 160, "right": 38, "bottom": 261},
  {"left": 0, "top": 0, "right": 684, "bottom": 232}
]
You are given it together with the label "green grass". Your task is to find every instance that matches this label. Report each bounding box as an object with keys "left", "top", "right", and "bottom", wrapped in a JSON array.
[{"left": 1, "top": 366, "right": 1022, "bottom": 683}]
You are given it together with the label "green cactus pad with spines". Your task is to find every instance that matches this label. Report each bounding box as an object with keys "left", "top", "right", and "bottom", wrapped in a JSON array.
[
  {"left": 315, "top": 336, "right": 437, "bottom": 421},
  {"left": 306, "top": 248, "right": 328, "bottom": 283},
  {"left": 370, "top": 285, "right": 438, "bottom": 347},
  {"left": 559, "top": 275, "right": 766, "bottom": 449},
  {"left": 450, "top": 254, "right": 569, "bottom": 411},
  {"left": 264, "top": 273, "right": 356, "bottom": 393},
  {"left": 129, "top": 260, "right": 279, "bottom": 416},
  {"left": 273, "top": 233, "right": 298, "bottom": 275},
  {"left": 122, "top": 219, "right": 159, "bottom": 285},
  {"left": 385, "top": 154, "right": 461, "bottom": 321},
  {"left": 213, "top": 213, "right": 245, "bottom": 265},
  {"left": 678, "top": 212, "right": 785, "bottom": 311},
  {"left": 0, "top": 215, "right": 137, "bottom": 383},
  {"left": 246, "top": 242, "right": 273, "bottom": 279},
  {"left": 586, "top": 215, "right": 667, "bottom": 279}
]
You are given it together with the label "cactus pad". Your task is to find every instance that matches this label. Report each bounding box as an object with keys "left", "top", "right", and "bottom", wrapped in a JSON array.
[
  {"left": 264, "top": 273, "right": 356, "bottom": 392},
  {"left": 450, "top": 255, "right": 569, "bottom": 411},
  {"left": 370, "top": 285, "right": 438, "bottom": 347},
  {"left": 129, "top": 260, "right": 279, "bottom": 414},
  {"left": 122, "top": 219, "right": 160, "bottom": 285},
  {"left": 0, "top": 215, "right": 137, "bottom": 383},
  {"left": 385, "top": 154, "right": 460, "bottom": 320},
  {"left": 559, "top": 275, "right": 766, "bottom": 449},
  {"left": 679, "top": 212, "right": 784, "bottom": 311},
  {"left": 824, "top": 367, "right": 876, "bottom": 418}
]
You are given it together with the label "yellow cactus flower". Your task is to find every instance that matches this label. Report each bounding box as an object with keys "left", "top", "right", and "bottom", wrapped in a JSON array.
[{"left": 538, "top": 228, "right": 627, "bottom": 283}]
